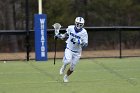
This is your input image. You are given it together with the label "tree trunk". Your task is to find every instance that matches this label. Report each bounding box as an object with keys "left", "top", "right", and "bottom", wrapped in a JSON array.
[{"left": 5, "top": 1, "right": 18, "bottom": 52}]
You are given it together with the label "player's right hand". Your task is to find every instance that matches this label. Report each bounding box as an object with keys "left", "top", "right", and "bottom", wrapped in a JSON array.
[
  {"left": 54, "top": 34, "right": 59, "bottom": 40},
  {"left": 54, "top": 34, "right": 66, "bottom": 40}
]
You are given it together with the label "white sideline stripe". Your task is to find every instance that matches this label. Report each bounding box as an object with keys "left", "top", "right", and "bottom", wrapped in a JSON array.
[
  {"left": 129, "top": 78, "right": 137, "bottom": 80},
  {"left": 0, "top": 81, "right": 59, "bottom": 85},
  {"left": 76, "top": 68, "right": 140, "bottom": 73},
  {"left": 0, "top": 79, "right": 107, "bottom": 85},
  {"left": 0, "top": 72, "right": 41, "bottom": 74}
]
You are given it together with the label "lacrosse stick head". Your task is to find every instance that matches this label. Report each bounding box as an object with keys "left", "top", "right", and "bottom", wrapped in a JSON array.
[{"left": 52, "top": 23, "right": 62, "bottom": 35}]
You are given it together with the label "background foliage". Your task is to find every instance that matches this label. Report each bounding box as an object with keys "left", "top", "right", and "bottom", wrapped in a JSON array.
[{"left": 1, "top": 0, "right": 140, "bottom": 29}]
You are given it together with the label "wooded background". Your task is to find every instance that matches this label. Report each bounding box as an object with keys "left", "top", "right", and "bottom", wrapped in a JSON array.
[{"left": 0, "top": 0, "right": 140, "bottom": 29}]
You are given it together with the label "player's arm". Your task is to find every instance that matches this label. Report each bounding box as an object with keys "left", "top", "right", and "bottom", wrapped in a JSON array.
[
  {"left": 72, "top": 32, "right": 88, "bottom": 47},
  {"left": 54, "top": 27, "right": 69, "bottom": 40},
  {"left": 55, "top": 33, "right": 68, "bottom": 39},
  {"left": 72, "top": 37, "right": 88, "bottom": 47},
  {"left": 81, "top": 33, "right": 88, "bottom": 48}
]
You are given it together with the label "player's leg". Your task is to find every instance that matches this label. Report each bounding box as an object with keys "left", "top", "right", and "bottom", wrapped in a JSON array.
[
  {"left": 60, "top": 48, "right": 72, "bottom": 75},
  {"left": 63, "top": 68, "right": 73, "bottom": 82},
  {"left": 64, "top": 52, "right": 81, "bottom": 82}
]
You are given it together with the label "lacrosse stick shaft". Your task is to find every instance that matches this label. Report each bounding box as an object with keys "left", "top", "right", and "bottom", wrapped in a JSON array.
[
  {"left": 54, "top": 39, "right": 57, "bottom": 65},
  {"left": 52, "top": 23, "right": 61, "bottom": 65}
]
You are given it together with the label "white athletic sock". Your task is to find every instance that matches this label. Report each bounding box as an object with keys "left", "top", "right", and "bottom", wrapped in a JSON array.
[{"left": 60, "top": 64, "right": 66, "bottom": 75}]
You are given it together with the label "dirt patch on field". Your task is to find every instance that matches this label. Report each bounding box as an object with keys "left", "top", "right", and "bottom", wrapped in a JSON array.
[{"left": 0, "top": 49, "right": 140, "bottom": 61}]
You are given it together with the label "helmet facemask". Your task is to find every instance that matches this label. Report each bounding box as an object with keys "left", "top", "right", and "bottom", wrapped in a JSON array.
[{"left": 75, "top": 22, "right": 84, "bottom": 29}]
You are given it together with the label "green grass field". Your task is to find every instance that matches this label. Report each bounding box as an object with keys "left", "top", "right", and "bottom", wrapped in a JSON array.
[{"left": 0, "top": 58, "right": 139, "bottom": 93}]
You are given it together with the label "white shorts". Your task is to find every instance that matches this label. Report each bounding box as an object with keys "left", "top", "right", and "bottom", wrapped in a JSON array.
[{"left": 63, "top": 48, "right": 81, "bottom": 71}]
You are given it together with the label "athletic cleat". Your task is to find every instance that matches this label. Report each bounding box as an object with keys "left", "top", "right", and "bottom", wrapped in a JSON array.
[{"left": 63, "top": 74, "right": 69, "bottom": 83}]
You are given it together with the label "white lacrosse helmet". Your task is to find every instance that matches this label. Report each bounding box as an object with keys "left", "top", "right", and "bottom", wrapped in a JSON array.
[{"left": 75, "top": 17, "right": 85, "bottom": 29}]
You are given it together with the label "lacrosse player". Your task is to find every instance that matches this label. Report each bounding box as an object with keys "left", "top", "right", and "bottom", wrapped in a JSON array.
[{"left": 55, "top": 17, "right": 88, "bottom": 82}]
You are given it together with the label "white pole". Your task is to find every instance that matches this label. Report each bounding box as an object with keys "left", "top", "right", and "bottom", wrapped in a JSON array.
[{"left": 38, "top": 0, "right": 42, "bottom": 14}]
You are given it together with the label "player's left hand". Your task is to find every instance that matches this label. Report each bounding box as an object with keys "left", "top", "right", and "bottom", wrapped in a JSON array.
[{"left": 72, "top": 38, "right": 82, "bottom": 44}]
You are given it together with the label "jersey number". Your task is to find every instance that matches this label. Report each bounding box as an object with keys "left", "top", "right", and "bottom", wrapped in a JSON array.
[{"left": 71, "top": 38, "right": 76, "bottom": 44}]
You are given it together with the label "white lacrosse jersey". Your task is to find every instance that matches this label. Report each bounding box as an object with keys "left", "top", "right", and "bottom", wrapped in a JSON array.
[{"left": 65, "top": 25, "right": 88, "bottom": 52}]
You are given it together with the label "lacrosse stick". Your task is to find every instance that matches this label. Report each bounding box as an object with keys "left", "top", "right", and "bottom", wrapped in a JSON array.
[{"left": 52, "top": 23, "right": 62, "bottom": 65}]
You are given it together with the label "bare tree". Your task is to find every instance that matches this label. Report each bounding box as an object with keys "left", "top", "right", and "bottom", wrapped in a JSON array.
[{"left": 0, "top": 0, "right": 18, "bottom": 52}]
